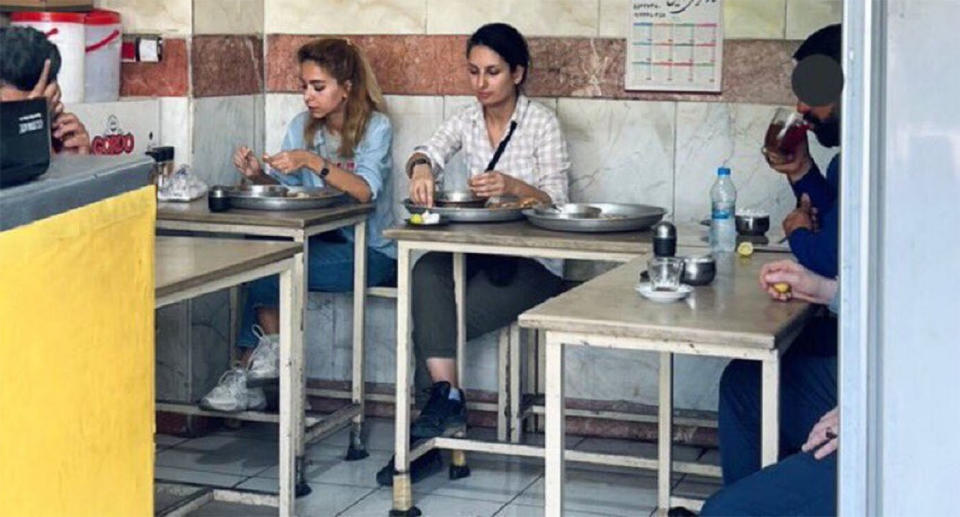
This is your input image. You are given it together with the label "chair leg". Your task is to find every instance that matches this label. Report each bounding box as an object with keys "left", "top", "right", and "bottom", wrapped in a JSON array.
[
  {"left": 497, "top": 326, "right": 509, "bottom": 442},
  {"left": 509, "top": 323, "right": 522, "bottom": 443}
]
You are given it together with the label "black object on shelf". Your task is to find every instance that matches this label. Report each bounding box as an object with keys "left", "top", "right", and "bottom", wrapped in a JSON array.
[{"left": 0, "top": 98, "right": 51, "bottom": 188}]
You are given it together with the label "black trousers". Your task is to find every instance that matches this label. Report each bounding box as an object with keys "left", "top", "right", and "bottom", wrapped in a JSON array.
[{"left": 411, "top": 252, "right": 563, "bottom": 401}]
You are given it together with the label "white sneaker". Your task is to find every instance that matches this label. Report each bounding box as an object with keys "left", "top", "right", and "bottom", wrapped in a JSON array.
[
  {"left": 247, "top": 326, "right": 280, "bottom": 383},
  {"left": 199, "top": 368, "right": 248, "bottom": 413},
  {"left": 246, "top": 387, "right": 267, "bottom": 411}
]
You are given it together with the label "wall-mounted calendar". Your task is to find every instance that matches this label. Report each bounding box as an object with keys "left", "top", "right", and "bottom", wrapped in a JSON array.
[{"left": 625, "top": 0, "right": 724, "bottom": 92}]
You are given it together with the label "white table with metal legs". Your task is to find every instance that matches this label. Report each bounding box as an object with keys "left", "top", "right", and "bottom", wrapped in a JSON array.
[
  {"left": 518, "top": 254, "right": 813, "bottom": 516},
  {"left": 156, "top": 200, "right": 375, "bottom": 494},
  {"left": 155, "top": 236, "right": 302, "bottom": 516}
]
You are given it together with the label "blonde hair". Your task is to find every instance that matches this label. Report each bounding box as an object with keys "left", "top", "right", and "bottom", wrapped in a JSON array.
[{"left": 297, "top": 38, "right": 385, "bottom": 158}]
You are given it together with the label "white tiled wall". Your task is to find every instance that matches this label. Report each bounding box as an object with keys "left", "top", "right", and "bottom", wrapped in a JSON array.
[
  {"left": 159, "top": 97, "right": 192, "bottom": 167},
  {"left": 96, "top": 0, "right": 192, "bottom": 36},
  {"left": 192, "top": 95, "right": 260, "bottom": 187},
  {"left": 786, "top": 0, "right": 843, "bottom": 40},
  {"left": 264, "top": 0, "right": 426, "bottom": 34},
  {"left": 426, "top": 0, "right": 600, "bottom": 37},
  {"left": 193, "top": 0, "right": 263, "bottom": 35}
]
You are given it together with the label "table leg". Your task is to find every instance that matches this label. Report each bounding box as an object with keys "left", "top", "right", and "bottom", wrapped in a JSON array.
[
  {"left": 509, "top": 323, "right": 522, "bottom": 443},
  {"left": 544, "top": 332, "right": 565, "bottom": 517},
  {"left": 497, "top": 327, "right": 509, "bottom": 442},
  {"left": 348, "top": 221, "right": 368, "bottom": 460},
  {"left": 278, "top": 257, "right": 301, "bottom": 517},
  {"left": 761, "top": 357, "right": 780, "bottom": 467},
  {"left": 391, "top": 243, "right": 419, "bottom": 516},
  {"left": 658, "top": 352, "right": 673, "bottom": 514},
  {"left": 453, "top": 252, "right": 466, "bottom": 385},
  {"left": 524, "top": 330, "right": 538, "bottom": 433},
  {"left": 293, "top": 235, "right": 309, "bottom": 496}
]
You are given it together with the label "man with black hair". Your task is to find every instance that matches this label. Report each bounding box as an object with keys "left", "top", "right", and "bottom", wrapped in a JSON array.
[
  {"left": 0, "top": 26, "right": 90, "bottom": 154},
  {"left": 691, "top": 25, "right": 845, "bottom": 517}
]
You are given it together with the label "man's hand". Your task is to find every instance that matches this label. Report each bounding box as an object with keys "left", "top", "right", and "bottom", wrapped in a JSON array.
[
  {"left": 763, "top": 139, "right": 813, "bottom": 183},
  {"left": 758, "top": 259, "right": 837, "bottom": 304},
  {"left": 783, "top": 194, "right": 816, "bottom": 237},
  {"left": 409, "top": 166, "right": 435, "bottom": 207},
  {"left": 802, "top": 407, "right": 839, "bottom": 460},
  {"left": 52, "top": 112, "right": 90, "bottom": 154}
]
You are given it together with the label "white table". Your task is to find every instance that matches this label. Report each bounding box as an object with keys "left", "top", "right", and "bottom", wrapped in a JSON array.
[
  {"left": 518, "top": 253, "right": 813, "bottom": 515},
  {"left": 156, "top": 236, "right": 302, "bottom": 516},
  {"left": 157, "top": 200, "right": 376, "bottom": 484}
]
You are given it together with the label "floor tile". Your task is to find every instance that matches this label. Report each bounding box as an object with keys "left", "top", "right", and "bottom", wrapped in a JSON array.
[
  {"left": 494, "top": 502, "right": 619, "bottom": 517},
  {"left": 210, "top": 421, "right": 279, "bottom": 443},
  {"left": 156, "top": 437, "right": 276, "bottom": 477},
  {"left": 514, "top": 467, "right": 658, "bottom": 516},
  {"left": 339, "top": 487, "right": 504, "bottom": 517},
  {"left": 154, "top": 466, "right": 246, "bottom": 488},
  {"left": 156, "top": 433, "right": 190, "bottom": 448},
  {"left": 258, "top": 449, "right": 393, "bottom": 489},
  {"left": 314, "top": 416, "right": 396, "bottom": 453},
  {"left": 155, "top": 482, "right": 205, "bottom": 514},
  {"left": 189, "top": 500, "right": 277, "bottom": 516},
  {"left": 233, "top": 478, "right": 376, "bottom": 514},
  {"left": 672, "top": 473, "right": 722, "bottom": 500},
  {"left": 412, "top": 454, "right": 543, "bottom": 503}
]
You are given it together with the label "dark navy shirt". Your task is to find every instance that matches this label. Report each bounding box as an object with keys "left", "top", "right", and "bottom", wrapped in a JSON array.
[{"left": 788, "top": 154, "right": 840, "bottom": 278}]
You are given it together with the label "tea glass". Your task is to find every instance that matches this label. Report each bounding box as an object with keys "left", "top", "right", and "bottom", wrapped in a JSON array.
[
  {"left": 763, "top": 107, "right": 809, "bottom": 159},
  {"left": 647, "top": 256, "right": 684, "bottom": 292}
]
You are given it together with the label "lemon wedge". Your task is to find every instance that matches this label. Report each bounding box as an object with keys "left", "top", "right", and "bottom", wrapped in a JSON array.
[
  {"left": 736, "top": 241, "right": 754, "bottom": 257},
  {"left": 773, "top": 282, "right": 791, "bottom": 294},
  {"left": 410, "top": 214, "right": 423, "bottom": 225}
]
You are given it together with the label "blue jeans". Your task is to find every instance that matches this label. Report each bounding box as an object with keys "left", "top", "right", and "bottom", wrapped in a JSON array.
[
  {"left": 238, "top": 235, "right": 396, "bottom": 347},
  {"left": 703, "top": 316, "right": 838, "bottom": 516}
]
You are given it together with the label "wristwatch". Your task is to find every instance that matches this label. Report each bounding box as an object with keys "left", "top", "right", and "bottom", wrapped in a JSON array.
[
  {"left": 408, "top": 157, "right": 431, "bottom": 177},
  {"left": 318, "top": 157, "right": 330, "bottom": 178}
]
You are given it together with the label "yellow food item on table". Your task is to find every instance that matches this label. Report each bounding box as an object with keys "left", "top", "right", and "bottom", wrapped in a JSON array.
[
  {"left": 410, "top": 214, "right": 423, "bottom": 225},
  {"left": 736, "top": 241, "right": 754, "bottom": 257},
  {"left": 773, "top": 282, "right": 791, "bottom": 294}
]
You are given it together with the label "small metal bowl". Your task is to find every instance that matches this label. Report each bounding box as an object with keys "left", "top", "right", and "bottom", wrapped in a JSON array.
[
  {"left": 435, "top": 190, "right": 487, "bottom": 208},
  {"left": 681, "top": 254, "right": 717, "bottom": 286},
  {"left": 535, "top": 203, "right": 602, "bottom": 220},
  {"left": 208, "top": 186, "right": 231, "bottom": 212},
  {"left": 231, "top": 184, "right": 289, "bottom": 198},
  {"left": 735, "top": 213, "right": 771, "bottom": 236}
]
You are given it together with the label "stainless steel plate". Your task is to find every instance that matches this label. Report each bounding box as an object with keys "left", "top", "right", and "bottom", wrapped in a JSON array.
[
  {"left": 523, "top": 203, "right": 666, "bottom": 232},
  {"left": 227, "top": 186, "right": 347, "bottom": 210},
  {"left": 403, "top": 199, "right": 525, "bottom": 223}
]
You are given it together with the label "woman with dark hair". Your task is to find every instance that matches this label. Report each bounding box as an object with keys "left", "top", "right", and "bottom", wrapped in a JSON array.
[
  {"left": 378, "top": 22, "right": 572, "bottom": 483},
  {"left": 201, "top": 38, "right": 396, "bottom": 412}
]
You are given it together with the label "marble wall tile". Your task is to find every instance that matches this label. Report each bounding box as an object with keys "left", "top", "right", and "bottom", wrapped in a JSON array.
[
  {"left": 786, "top": 0, "right": 842, "bottom": 40},
  {"left": 673, "top": 102, "right": 796, "bottom": 234},
  {"left": 194, "top": 0, "right": 264, "bottom": 35},
  {"left": 263, "top": 93, "right": 304, "bottom": 154},
  {"left": 264, "top": 0, "right": 426, "bottom": 35},
  {"left": 384, "top": 95, "right": 445, "bottom": 220},
  {"left": 121, "top": 38, "right": 189, "bottom": 97},
  {"left": 192, "top": 36, "right": 264, "bottom": 97},
  {"left": 598, "top": 0, "right": 629, "bottom": 38},
  {"left": 253, "top": 94, "right": 265, "bottom": 155},
  {"left": 99, "top": 0, "right": 192, "bottom": 35},
  {"left": 726, "top": 0, "right": 787, "bottom": 39},
  {"left": 159, "top": 97, "right": 193, "bottom": 167},
  {"left": 557, "top": 98, "right": 675, "bottom": 212},
  {"left": 425, "top": 0, "right": 600, "bottom": 37},
  {"left": 192, "top": 95, "right": 258, "bottom": 187},
  {"left": 526, "top": 38, "right": 623, "bottom": 98}
]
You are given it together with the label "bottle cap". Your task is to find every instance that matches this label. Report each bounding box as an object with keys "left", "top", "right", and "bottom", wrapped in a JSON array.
[{"left": 717, "top": 167, "right": 731, "bottom": 176}]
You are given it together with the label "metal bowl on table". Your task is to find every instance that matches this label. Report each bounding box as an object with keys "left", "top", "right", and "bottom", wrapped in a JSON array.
[
  {"left": 735, "top": 213, "right": 770, "bottom": 236},
  {"left": 435, "top": 190, "right": 487, "bottom": 208},
  {"left": 230, "top": 184, "right": 289, "bottom": 198},
  {"left": 535, "top": 203, "right": 602, "bottom": 220},
  {"left": 681, "top": 254, "right": 717, "bottom": 286}
]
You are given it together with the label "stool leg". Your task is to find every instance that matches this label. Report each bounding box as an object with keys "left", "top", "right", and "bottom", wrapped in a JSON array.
[
  {"left": 449, "top": 428, "right": 471, "bottom": 480},
  {"left": 509, "top": 323, "right": 522, "bottom": 443},
  {"left": 497, "top": 326, "right": 509, "bottom": 442}
]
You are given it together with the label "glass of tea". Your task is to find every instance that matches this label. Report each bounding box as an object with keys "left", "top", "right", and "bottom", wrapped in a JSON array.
[
  {"left": 763, "top": 107, "right": 809, "bottom": 159},
  {"left": 648, "top": 256, "right": 684, "bottom": 292}
]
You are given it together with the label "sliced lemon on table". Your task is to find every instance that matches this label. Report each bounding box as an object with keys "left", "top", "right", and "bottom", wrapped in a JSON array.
[
  {"left": 410, "top": 214, "right": 423, "bottom": 225},
  {"left": 736, "top": 241, "right": 754, "bottom": 257}
]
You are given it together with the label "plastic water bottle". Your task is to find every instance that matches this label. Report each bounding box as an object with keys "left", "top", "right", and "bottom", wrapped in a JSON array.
[{"left": 710, "top": 167, "right": 737, "bottom": 253}]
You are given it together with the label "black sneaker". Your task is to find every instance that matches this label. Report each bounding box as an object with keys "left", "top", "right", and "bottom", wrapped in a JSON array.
[
  {"left": 410, "top": 381, "right": 467, "bottom": 439},
  {"left": 376, "top": 449, "right": 443, "bottom": 486}
]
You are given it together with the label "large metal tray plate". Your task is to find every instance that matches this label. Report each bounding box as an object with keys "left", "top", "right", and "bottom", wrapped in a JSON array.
[
  {"left": 523, "top": 203, "right": 666, "bottom": 232},
  {"left": 403, "top": 199, "right": 525, "bottom": 223},
  {"left": 227, "top": 186, "right": 347, "bottom": 210}
]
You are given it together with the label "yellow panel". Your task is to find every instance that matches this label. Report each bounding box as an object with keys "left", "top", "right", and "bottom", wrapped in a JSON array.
[{"left": 0, "top": 187, "right": 155, "bottom": 517}]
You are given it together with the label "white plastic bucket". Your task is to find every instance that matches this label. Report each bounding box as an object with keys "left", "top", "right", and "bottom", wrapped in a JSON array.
[
  {"left": 83, "top": 10, "right": 122, "bottom": 103},
  {"left": 11, "top": 11, "right": 86, "bottom": 104}
]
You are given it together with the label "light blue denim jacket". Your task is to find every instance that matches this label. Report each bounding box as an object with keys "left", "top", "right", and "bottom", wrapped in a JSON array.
[{"left": 268, "top": 110, "right": 396, "bottom": 258}]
